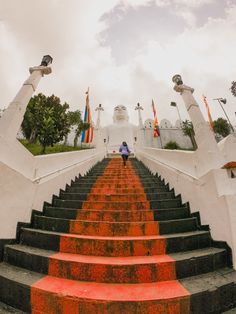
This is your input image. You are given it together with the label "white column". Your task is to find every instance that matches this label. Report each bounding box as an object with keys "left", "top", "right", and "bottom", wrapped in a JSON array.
[
  {"left": 0, "top": 66, "right": 52, "bottom": 141},
  {"left": 172, "top": 75, "right": 224, "bottom": 174},
  {"left": 95, "top": 104, "right": 104, "bottom": 129},
  {"left": 135, "top": 103, "right": 144, "bottom": 128}
]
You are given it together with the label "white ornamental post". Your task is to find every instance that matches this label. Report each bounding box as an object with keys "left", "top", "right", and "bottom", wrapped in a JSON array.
[
  {"left": 135, "top": 103, "right": 144, "bottom": 128},
  {"left": 0, "top": 55, "right": 53, "bottom": 141},
  {"left": 172, "top": 74, "right": 224, "bottom": 174},
  {"left": 95, "top": 104, "right": 104, "bottom": 129}
]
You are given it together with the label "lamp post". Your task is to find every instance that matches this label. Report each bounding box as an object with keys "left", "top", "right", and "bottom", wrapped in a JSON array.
[
  {"left": 170, "top": 101, "right": 182, "bottom": 127},
  {"left": 213, "top": 98, "right": 234, "bottom": 133},
  {"left": 0, "top": 55, "right": 53, "bottom": 141},
  {"left": 172, "top": 74, "right": 224, "bottom": 174},
  {"left": 135, "top": 102, "right": 144, "bottom": 128}
]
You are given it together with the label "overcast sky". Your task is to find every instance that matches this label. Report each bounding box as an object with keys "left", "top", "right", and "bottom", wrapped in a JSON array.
[{"left": 0, "top": 0, "right": 236, "bottom": 126}]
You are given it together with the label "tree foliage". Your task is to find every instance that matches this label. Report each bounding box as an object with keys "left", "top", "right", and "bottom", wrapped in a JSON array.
[
  {"left": 64, "top": 110, "right": 90, "bottom": 147},
  {"left": 181, "top": 119, "right": 197, "bottom": 150},
  {"left": 22, "top": 93, "right": 70, "bottom": 153},
  {"left": 213, "top": 118, "right": 230, "bottom": 138}
]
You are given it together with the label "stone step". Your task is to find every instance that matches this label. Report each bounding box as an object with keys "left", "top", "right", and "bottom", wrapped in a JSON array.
[
  {"left": 33, "top": 215, "right": 198, "bottom": 236},
  {"left": 180, "top": 268, "right": 236, "bottom": 313},
  {"left": 60, "top": 191, "right": 176, "bottom": 202},
  {"left": 81, "top": 200, "right": 150, "bottom": 210},
  {"left": 5, "top": 245, "right": 228, "bottom": 284},
  {"left": 4, "top": 245, "right": 175, "bottom": 283},
  {"left": 34, "top": 216, "right": 160, "bottom": 236},
  {"left": 0, "top": 263, "right": 43, "bottom": 313},
  {"left": 44, "top": 205, "right": 190, "bottom": 221},
  {"left": 165, "top": 231, "right": 212, "bottom": 253},
  {"left": 0, "top": 301, "right": 26, "bottom": 313},
  {"left": 61, "top": 192, "right": 148, "bottom": 202},
  {"left": 170, "top": 247, "right": 229, "bottom": 279},
  {"left": 20, "top": 228, "right": 211, "bottom": 256},
  {"left": 0, "top": 263, "right": 190, "bottom": 314},
  {"left": 20, "top": 228, "right": 166, "bottom": 256},
  {"left": 159, "top": 217, "right": 198, "bottom": 235},
  {"left": 2, "top": 261, "right": 236, "bottom": 314},
  {"left": 89, "top": 187, "right": 146, "bottom": 194}
]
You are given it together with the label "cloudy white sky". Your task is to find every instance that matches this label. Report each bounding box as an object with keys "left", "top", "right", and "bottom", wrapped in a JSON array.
[{"left": 0, "top": 0, "right": 236, "bottom": 126}]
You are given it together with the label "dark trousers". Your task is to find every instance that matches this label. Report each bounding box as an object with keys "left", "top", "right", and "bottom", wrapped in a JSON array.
[{"left": 121, "top": 154, "right": 128, "bottom": 166}]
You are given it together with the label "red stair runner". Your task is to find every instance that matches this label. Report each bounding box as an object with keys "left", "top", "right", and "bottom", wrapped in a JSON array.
[{"left": 31, "top": 159, "right": 190, "bottom": 314}]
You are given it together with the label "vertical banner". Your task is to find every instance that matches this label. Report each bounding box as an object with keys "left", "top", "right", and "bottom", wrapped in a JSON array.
[
  {"left": 203, "top": 95, "right": 214, "bottom": 130},
  {"left": 81, "top": 88, "right": 94, "bottom": 143},
  {"left": 152, "top": 99, "right": 160, "bottom": 137}
]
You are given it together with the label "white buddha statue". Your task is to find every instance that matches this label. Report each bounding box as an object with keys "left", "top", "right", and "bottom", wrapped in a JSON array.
[{"left": 104, "top": 105, "right": 137, "bottom": 154}]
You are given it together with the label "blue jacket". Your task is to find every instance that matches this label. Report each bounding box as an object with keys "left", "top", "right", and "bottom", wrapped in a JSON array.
[{"left": 119, "top": 144, "right": 130, "bottom": 155}]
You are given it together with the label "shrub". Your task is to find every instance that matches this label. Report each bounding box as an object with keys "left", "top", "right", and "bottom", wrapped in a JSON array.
[{"left": 164, "top": 141, "right": 181, "bottom": 150}]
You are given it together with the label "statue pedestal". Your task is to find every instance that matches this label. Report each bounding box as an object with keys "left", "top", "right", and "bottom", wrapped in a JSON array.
[{"left": 106, "top": 123, "right": 136, "bottom": 154}]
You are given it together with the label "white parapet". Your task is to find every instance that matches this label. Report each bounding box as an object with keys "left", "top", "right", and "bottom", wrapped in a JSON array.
[
  {"left": 136, "top": 145, "right": 236, "bottom": 268},
  {"left": 0, "top": 140, "right": 106, "bottom": 239}
]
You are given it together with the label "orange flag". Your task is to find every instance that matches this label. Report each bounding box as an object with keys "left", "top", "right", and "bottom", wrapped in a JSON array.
[
  {"left": 152, "top": 99, "right": 160, "bottom": 137},
  {"left": 203, "top": 95, "right": 213, "bottom": 130}
]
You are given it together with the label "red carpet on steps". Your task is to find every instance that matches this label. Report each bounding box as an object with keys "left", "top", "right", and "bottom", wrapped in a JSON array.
[{"left": 31, "top": 159, "right": 190, "bottom": 314}]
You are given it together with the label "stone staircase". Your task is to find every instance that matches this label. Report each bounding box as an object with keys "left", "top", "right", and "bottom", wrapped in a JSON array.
[{"left": 0, "top": 158, "right": 236, "bottom": 313}]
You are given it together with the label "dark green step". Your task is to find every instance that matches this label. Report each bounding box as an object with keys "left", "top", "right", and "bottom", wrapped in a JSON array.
[
  {"left": 4, "top": 245, "right": 228, "bottom": 283},
  {"left": 44, "top": 205, "right": 190, "bottom": 221},
  {"left": 0, "top": 301, "right": 26, "bottom": 313},
  {"left": 180, "top": 268, "right": 236, "bottom": 313},
  {"left": 159, "top": 217, "right": 198, "bottom": 234},
  {"left": 4, "top": 244, "right": 53, "bottom": 275},
  {"left": 150, "top": 198, "right": 182, "bottom": 209},
  {"left": 59, "top": 191, "right": 176, "bottom": 201},
  {"left": 0, "top": 263, "right": 43, "bottom": 313},
  {"left": 165, "top": 230, "right": 212, "bottom": 253},
  {"left": 170, "top": 247, "right": 229, "bottom": 279},
  {"left": 20, "top": 228, "right": 211, "bottom": 254}
]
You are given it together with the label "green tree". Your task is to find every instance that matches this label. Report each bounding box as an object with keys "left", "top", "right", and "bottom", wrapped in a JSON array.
[
  {"left": 213, "top": 118, "right": 230, "bottom": 138},
  {"left": 21, "top": 93, "right": 47, "bottom": 143},
  {"left": 164, "top": 141, "right": 180, "bottom": 150},
  {"left": 182, "top": 119, "right": 197, "bottom": 150},
  {"left": 21, "top": 93, "right": 70, "bottom": 153}
]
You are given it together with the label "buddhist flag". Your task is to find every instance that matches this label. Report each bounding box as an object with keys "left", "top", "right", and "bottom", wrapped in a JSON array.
[
  {"left": 81, "top": 88, "right": 94, "bottom": 143},
  {"left": 152, "top": 99, "right": 160, "bottom": 137},
  {"left": 203, "top": 95, "right": 213, "bottom": 130}
]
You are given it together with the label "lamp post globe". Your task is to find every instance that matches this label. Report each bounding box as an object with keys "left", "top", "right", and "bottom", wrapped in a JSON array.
[
  {"left": 172, "top": 74, "right": 183, "bottom": 86},
  {"left": 40, "top": 55, "right": 53, "bottom": 67}
]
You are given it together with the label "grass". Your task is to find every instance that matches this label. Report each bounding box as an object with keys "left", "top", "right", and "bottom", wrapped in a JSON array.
[{"left": 19, "top": 139, "right": 91, "bottom": 156}]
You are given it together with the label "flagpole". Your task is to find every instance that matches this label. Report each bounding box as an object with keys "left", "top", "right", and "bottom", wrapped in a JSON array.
[{"left": 159, "top": 129, "right": 163, "bottom": 148}]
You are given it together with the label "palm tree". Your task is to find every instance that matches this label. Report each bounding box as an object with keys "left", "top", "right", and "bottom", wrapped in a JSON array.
[{"left": 182, "top": 120, "right": 197, "bottom": 150}]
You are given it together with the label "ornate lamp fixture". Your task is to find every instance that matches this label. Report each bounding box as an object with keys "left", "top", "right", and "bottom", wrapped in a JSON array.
[{"left": 40, "top": 55, "right": 53, "bottom": 66}]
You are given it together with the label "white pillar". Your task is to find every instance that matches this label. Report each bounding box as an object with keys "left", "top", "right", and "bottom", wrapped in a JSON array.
[
  {"left": 95, "top": 104, "right": 104, "bottom": 129},
  {"left": 135, "top": 103, "right": 144, "bottom": 128},
  {"left": 172, "top": 75, "right": 224, "bottom": 174},
  {"left": 0, "top": 65, "right": 52, "bottom": 141}
]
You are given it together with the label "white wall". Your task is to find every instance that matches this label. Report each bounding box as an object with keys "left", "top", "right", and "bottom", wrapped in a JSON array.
[
  {"left": 136, "top": 145, "right": 236, "bottom": 268},
  {"left": 0, "top": 139, "right": 106, "bottom": 239}
]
